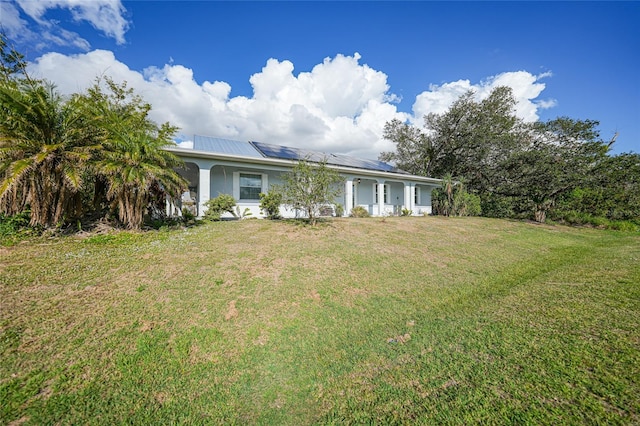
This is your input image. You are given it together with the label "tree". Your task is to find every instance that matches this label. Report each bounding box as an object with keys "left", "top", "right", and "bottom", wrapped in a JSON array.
[
  {"left": 276, "top": 159, "right": 343, "bottom": 226},
  {"left": 0, "top": 32, "right": 26, "bottom": 80},
  {"left": 0, "top": 79, "right": 103, "bottom": 227},
  {"left": 381, "top": 86, "right": 523, "bottom": 193},
  {"left": 380, "top": 86, "right": 623, "bottom": 224},
  {"left": 555, "top": 152, "right": 640, "bottom": 222},
  {"left": 80, "top": 78, "right": 187, "bottom": 229},
  {"left": 379, "top": 118, "right": 435, "bottom": 176},
  {"left": 496, "top": 117, "right": 609, "bottom": 222}
]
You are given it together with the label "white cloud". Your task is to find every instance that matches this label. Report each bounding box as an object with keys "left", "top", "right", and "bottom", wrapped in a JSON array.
[
  {"left": 413, "top": 71, "right": 556, "bottom": 123},
  {"left": 7, "top": 0, "right": 129, "bottom": 49},
  {"left": 1, "top": 2, "right": 31, "bottom": 39},
  {"left": 27, "top": 50, "right": 556, "bottom": 160},
  {"left": 535, "top": 98, "right": 558, "bottom": 109}
]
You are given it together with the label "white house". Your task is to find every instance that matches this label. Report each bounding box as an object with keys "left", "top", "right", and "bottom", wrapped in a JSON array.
[{"left": 164, "top": 135, "right": 442, "bottom": 218}]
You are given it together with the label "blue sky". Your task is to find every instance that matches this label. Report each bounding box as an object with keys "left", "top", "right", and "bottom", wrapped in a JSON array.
[{"left": 2, "top": 1, "right": 638, "bottom": 159}]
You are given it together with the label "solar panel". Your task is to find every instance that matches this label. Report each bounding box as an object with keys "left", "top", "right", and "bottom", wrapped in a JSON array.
[
  {"left": 249, "top": 141, "right": 323, "bottom": 162},
  {"left": 251, "top": 141, "right": 405, "bottom": 174},
  {"left": 193, "top": 135, "right": 263, "bottom": 158}
]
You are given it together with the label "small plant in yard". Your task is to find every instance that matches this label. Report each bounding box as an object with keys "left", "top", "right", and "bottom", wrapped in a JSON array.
[
  {"left": 334, "top": 203, "right": 344, "bottom": 217},
  {"left": 235, "top": 206, "right": 253, "bottom": 219},
  {"left": 203, "top": 194, "right": 237, "bottom": 221},
  {"left": 401, "top": 208, "right": 412, "bottom": 216},
  {"left": 349, "top": 206, "right": 370, "bottom": 217}
]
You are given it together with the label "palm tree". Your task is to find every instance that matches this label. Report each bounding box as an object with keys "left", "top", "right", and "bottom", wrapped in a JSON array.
[
  {"left": 0, "top": 79, "right": 103, "bottom": 227},
  {"left": 85, "top": 79, "right": 187, "bottom": 229},
  {"left": 99, "top": 128, "right": 187, "bottom": 229}
]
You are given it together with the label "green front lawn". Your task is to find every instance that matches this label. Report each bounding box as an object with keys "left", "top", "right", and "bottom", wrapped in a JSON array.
[{"left": 1, "top": 217, "right": 638, "bottom": 424}]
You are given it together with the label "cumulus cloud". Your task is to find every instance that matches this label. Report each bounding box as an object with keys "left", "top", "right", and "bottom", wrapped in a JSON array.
[
  {"left": 5, "top": 0, "right": 129, "bottom": 49},
  {"left": 27, "top": 50, "right": 556, "bottom": 160},
  {"left": 413, "top": 71, "right": 557, "bottom": 123}
]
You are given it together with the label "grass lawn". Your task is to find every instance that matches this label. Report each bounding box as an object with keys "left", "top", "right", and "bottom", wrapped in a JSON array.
[{"left": 1, "top": 217, "right": 639, "bottom": 425}]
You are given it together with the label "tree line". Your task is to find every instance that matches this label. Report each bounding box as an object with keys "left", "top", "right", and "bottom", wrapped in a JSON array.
[
  {"left": 380, "top": 86, "right": 639, "bottom": 227},
  {"left": 0, "top": 34, "right": 187, "bottom": 230}
]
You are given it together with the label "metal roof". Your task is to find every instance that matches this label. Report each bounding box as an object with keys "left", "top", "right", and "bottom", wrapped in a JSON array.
[{"left": 193, "top": 135, "right": 263, "bottom": 158}]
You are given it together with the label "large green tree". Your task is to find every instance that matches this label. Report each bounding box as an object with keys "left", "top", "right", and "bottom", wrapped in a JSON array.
[
  {"left": 495, "top": 117, "right": 609, "bottom": 222},
  {"left": 381, "top": 86, "right": 523, "bottom": 193},
  {"left": 380, "top": 86, "right": 621, "bottom": 223}
]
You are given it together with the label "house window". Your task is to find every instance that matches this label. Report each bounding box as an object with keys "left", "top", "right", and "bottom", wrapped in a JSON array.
[
  {"left": 415, "top": 187, "right": 421, "bottom": 205},
  {"left": 239, "top": 173, "right": 262, "bottom": 200}
]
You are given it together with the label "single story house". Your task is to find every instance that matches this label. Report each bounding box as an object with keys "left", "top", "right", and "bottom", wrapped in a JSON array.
[{"left": 164, "top": 135, "right": 442, "bottom": 218}]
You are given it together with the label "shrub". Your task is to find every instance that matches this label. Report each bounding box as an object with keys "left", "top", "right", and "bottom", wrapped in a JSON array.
[
  {"left": 181, "top": 207, "right": 196, "bottom": 223},
  {"left": 432, "top": 176, "right": 481, "bottom": 217},
  {"left": 481, "top": 194, "right": 515, "bottom": 218},
  {"left": 334, "top": 203, "right": 344, "bottom": 217},
  {"left": 203, "top": 194, "right": 236, "bottom": 221},
  {"left": 0, "top": 211, "right": 39, "bottom": 246},
  {"left": 401, "top": 208, "right": 412, "bottom": 216},
  {"left": 587, "top": 215, "right": 609, "bottom": 228},
  {"left": 609, "top": 221, "right": 639, "bottom": 232},
  {"left": 259, "top": 191, "right": 282, "bottom": 219},
  {"left": 350, "top": 206, "right": 370, "bottom": 218}
]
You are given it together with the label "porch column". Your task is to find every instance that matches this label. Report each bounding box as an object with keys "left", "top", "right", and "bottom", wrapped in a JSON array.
[
  {"left": 198, "top": 166, "right": 211, "bottom": 218},
  {"left": 377, "top": 181, "right": 385, "bottom": 216},
  {"left": 404, "top": 183, "right": 412, "bottom": 212},
  {"left": 345, "top": 179, "right": 353, "bottom": 217}
]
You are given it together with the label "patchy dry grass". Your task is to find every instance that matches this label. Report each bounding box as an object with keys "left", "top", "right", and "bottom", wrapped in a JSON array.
[{"left": 1, "top": 217, "right": 639, "bottom": 424}]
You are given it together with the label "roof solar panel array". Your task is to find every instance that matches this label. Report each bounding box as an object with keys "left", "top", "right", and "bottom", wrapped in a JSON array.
[
  {"left": 189, "top": 135, "right": 404, "bottom": 174},
  {"left": 251, "top": 141, "right": 405, "bottom": 174}
]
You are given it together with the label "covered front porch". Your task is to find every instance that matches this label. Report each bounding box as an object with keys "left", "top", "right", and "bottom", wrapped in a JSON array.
[{"left": 343, "top": 177, "right": 434, "bottom": 217}]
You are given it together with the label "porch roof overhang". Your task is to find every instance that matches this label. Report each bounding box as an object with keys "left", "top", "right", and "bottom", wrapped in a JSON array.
[{"left": 165, "top": 146, "right": 443, "bottom": 185}]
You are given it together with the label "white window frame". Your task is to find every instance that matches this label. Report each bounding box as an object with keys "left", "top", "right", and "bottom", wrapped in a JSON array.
[
  {"left": 415, "top": 187, "right": 421, "bottom": 205},
  {"left": 233, "top": 171, "right": 268, "bottom": 201},
  {"left": 373, "top": 183, "right": 390, "bottom": 204}
]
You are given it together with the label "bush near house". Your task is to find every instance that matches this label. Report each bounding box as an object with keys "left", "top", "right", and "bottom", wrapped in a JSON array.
[
  {"left": 259, "top": 191, "right": 282, "bottom": 219},
  {"left": 350, "top": 206, "right": 370, "bottom": 217},
  {"left": 203, "top": 194, "right": 237, "bottom": 221}
]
